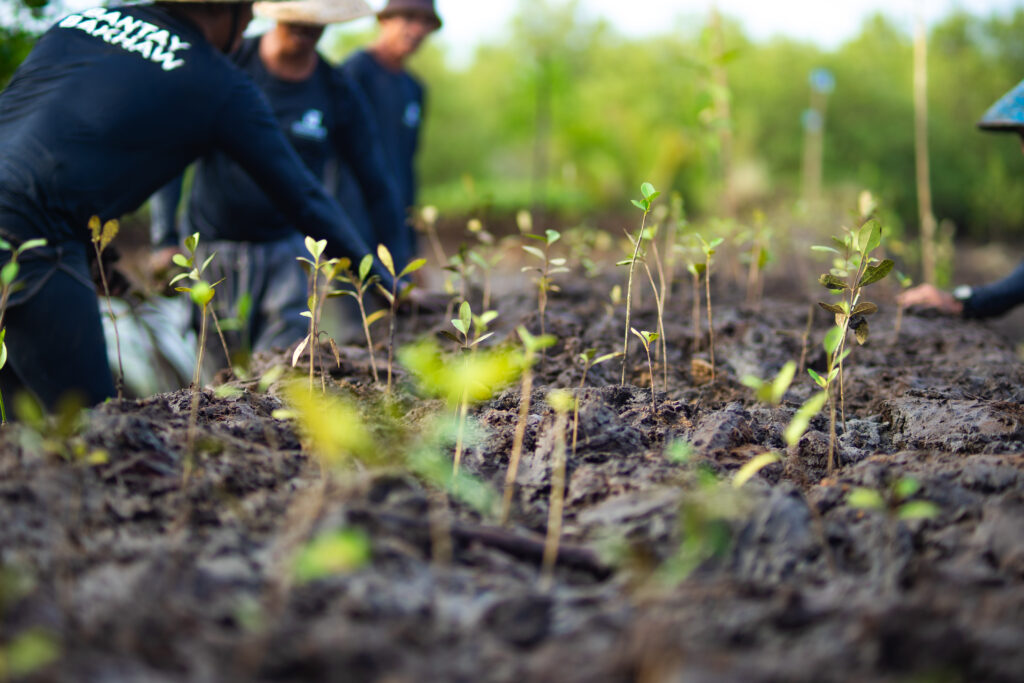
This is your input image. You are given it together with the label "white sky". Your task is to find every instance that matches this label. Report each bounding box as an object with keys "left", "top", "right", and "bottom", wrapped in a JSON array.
[{"left": 60, "top": 0, "right": 1023, "bottom": 61}]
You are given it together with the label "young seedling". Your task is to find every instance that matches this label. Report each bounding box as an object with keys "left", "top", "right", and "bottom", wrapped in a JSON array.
[
  {"left": 540, "top": 388, "right": 573, "bottom": 590},
  {"left": 696, "top": 233, "right": 724, "bottom": 382},
  {"left": 621, "top": 182, "right": 660, "bottom": 384},
  {"left": 811, "top": 218, "right": 893, "bottom": 470},
  {"left": 170, "top": 233, "right": 223, "bottom": 389},
  {"left": 522, "top": 228, "right": 569, "bottom": 342},
  {"left": 375, "top": 244, "right": 427, "bottom": 393},
  {"left": 630, "top": 328, "right": 659, "bottom": 413},
  {"left": 445, "top": 301, "right": 499, "bottom": 477},
  {"left": 500, "top": 326, "right": 555, "bottom": 525},
  {"left": 0, "top": 237, "right": 46, "bottom": 424},
  {"left": 623, "top": 222, "right": 670, "bottom": 389},
  {"left": 88, "top": 216, "right": 124, "bottom": 399},
  {"left": 743, "top": 210, "right": 773, "bottom": 309},
  {"left": 293, "top": 237, "right": 349, "bottom": 395},
  {"left": 736, "top": 361, "right": 828, "bottom": 487},
  {"left": 336, "top": 254, "right": 385, "bottom": 383},
  {"left": 571, "top": 348, "right": 621, "bottom": 455}
]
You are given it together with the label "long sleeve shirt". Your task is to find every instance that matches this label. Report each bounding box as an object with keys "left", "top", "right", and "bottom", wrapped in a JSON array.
[
  {"left": 0, "top": 5, "right": 392, "bottom": 288},
  {"left": 151, "top": 37, "right": 405, "bottom": 261},
  {"left": 963, "top": 260, "right": 1024, "bottom": 319}
]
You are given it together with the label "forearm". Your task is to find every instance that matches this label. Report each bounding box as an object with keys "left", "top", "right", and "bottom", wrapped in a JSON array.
[{"left": 962, "top": 261, "right": 1024, "bottom": 319}]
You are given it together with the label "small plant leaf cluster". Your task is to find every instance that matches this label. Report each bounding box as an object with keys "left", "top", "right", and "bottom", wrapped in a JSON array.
[
  {"left": 620, "top": 182, "right": 661, "bottom": 385},
  {"left": 375, "top": 244, "right": 427, "bottom": 393},
  {"left": 88, "top": 216, "right": 125, "bottom": 399},
  {"left": 0, "top": 236, "right": 46, "bottom": 424},
  {"left": 847, "top": 476, "right": 939, "bottom": 521},
  {"left": 522, "top": 227, "right": 569, "bottom": 342},
  {"left": 810, "top": 217, "right": 893, "bottom": 472}
]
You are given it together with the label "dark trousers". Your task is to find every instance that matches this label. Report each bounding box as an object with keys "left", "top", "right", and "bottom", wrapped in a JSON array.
[{"left": 0, "top": 242, "right": 115, "bottom": 411}]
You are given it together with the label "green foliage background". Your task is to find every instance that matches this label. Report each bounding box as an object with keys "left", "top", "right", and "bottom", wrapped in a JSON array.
[{"left": 325, "top": 1, "right": 1024, "bottom": 241}]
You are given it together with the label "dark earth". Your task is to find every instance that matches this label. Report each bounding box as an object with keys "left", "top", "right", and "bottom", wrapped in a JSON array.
[{"left": 2, "top": 252, "right": 1023, "bottom": 682}]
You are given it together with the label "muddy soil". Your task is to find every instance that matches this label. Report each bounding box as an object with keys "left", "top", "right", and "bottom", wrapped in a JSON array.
[{"left": 2, "top": 268, "right": 1024, "bottom": 683}]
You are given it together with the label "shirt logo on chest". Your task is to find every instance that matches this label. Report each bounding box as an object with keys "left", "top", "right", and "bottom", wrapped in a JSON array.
[
  {"left": 291, "top": 109, "right": 328, "bottom": 141},
  {"left": 403, "top": 102, "right": 421, "bottom": 128}
]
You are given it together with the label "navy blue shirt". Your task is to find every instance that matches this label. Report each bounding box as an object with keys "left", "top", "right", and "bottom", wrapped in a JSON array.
[
  {"left": 153, "top": 37, "right": 404, "bottom": 256},
  {"left": 338, "top": 49, "right": 423, "bottom": 264},
  {"left": 0, "top": 5, "right": 390, "bottom": 286},
  {"left": 962, "top": 261, "right": 1024, "bottom": 319}
]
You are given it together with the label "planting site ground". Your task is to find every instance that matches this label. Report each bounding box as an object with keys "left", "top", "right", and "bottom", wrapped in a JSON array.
[{"left": 1, "top": 251, "right": 1024, "bottom": 683}]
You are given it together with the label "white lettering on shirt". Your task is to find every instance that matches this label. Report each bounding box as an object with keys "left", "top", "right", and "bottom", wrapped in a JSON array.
[{"left": 58, "top": 8, "right": 191, "bottom": 72}]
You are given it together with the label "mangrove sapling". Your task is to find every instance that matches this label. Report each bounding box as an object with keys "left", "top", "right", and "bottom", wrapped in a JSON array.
[
  {"left": 522, "top": 228, "right": 569, "bottom": 342},
  {"left": 736, "top": 361, "right": 828, "bottom": 487},
  {"left": 621, "top": 182, "right": 660, "bottom": 384},
  {"left": 293, "top": 237, "right": 348, "bottom": 395},
  {"left": 811, "top": 218, "right": 893, "bottom": 468},
  {"left": 807, "top": 326, "right": 849, "bottom": 472},
  {"left": 88, "top": 216, "right": 124, "bottom": 399},
  {"left": 571, "top": 349, "right": 621, "bottom": 455},
  {"left": 626, "top": 223, "right": 670, "bottom": 390},
  {"left": 0, "top": 237, "right": 46, "bottom": 425},
  {"left": 630, "top": 328, "right": 659, "bottom": 413},
  {"left": 500, "top": 326, "right": 556, "bottom": 526},
  {"left": 444, "top": 301, "right": 499, "bottom": 476},
  {"left": 696, "top": 233, "right": 724, "bottom": 382},
  {"left": 541, "top": 389, "right": 573, "bottom": 590},
  {"left": 337, "top": 254, "right": 385, "bottom": 383},
  {"left": 375, "top": 244, "right": 427, "bottom": 393}
]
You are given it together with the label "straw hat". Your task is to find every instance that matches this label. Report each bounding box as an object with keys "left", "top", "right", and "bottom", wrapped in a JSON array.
[
  {"left": 978, "top": 79, "right": 1024, "bottom": 133},
  {"left": 377, "top": 0, "right": 441, "bottom": 30},
  {"left": 254, "top": 0, "right": 373, "bottom": 25}
]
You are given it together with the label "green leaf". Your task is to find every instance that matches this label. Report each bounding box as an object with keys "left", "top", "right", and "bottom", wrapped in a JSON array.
[
  {"left": 811, "top": 245, "right": 840, "bottom": 255},
  {"left": 300, "top": 311, "right": 313, "bottom": 319},
  {"left": 823, "top": 326, "right": 843, "bottom": 356},
  {"left": 470, "top": 332, "right": 495, "bottom": 346},
  {"left": 477, "top": 310, "right": 499, "bottom": 327},
  {"left": 0, "top": 238, "right": 11, "bottom": 251},
  {"left": 19, "top": 238, "right": 47, "bottom": 252},
  {"left": 522, "top": 245, "right": 546, "bottom": 261},
  {"left": 640, "top": 182, "right": 657, "bottom": 199},
  {"left": 785, "top": 391, "right": 828, "bottom": 447},
  {"left": 293, "top": 529, "right": 371, "bottom": 583},
  {"left": 0, "top": 338, "right": 7, "bottom": 371},
  {"left": 190, "top": 280, "right": 215, "bottom": 307},
  {"left": 458, "top": 301, "right": 472, "bottom": 331},
  {"left": 848, "top": 487, "right": 885, "bottom": 510},
  {"left": 733, "top": 452, "right": 781, "bottom": 488},
  {"left": 807, "top": 367, "right": 827, "bottom": 389},
  {"left": 897, "top": 501, "right": 940, "bottom": 520},
  {"left": 858, "top": 259, "right": 894, "bottom": 287},
  {"left": 365, "top": 309, "right": 387, "bottom": 327},
  {"left": 818, "top": 273, "right": 848, "bottom": 290},
  {"left": 171, "top": 253, "right": 191, "bottom": 268},
  {"left": 851, "top": 302, "right": 878, "bottom": 315},
  {"left": 451, "top": 319, "right": 468, "bottom": 336},
  {"left": 1, "top": 261, "right": 19, "bottom": 287},
  {"left": 631, "top": 199, "right": 647, "bottom": 212},
  {"left": 4, "top": 628, "right": 60, "bottom": 677},
  {"left": 709, "top": 237, "right": 724, "bottom": 249},
  {"left": 894, "top": 477, "right": 921, "bottom": 500},
  {"left": 594, "top": 351, "right": 622, "bottom": 365},
  {"left": 818, "top": 302, "right": 845, "bottom": 315},
  {"left": 185, "top": 233, "right": 199, "bottom": 254},
  {"left": 377, "top": 244, "right": 395, "bottom": 277},
  {"left": 399, "top": 258, "right": 427, "bottom": 279},
  {"left": 358, "top": 254, "right": 374, "bottom": 282},
  {"left": 292, "top": 335, "right": 311, "bottom": 367},
  {"left": 169, "top": 272, "right": 189, "bottom": 286},
  {"left": 200, "top": 251, "right": 217, "bottom": 274},
  {"left": 545, "top": 229, "right": 561, "bottom": 246},
  {"left": 771, "top": 361, "right": 797, "bottom": 404},
  {"left": 859, "top": 219, "right": 882, "bottom": 254}
]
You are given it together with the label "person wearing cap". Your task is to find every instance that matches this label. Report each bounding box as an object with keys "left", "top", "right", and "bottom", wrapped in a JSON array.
[
  {"left": 150, "top": 0, "right": 407, "bottom": 352},
  {"left": 334, "top": 0, "right": 441, "bottom": 270},
  {"left": 899, "top": 79, "right": 1024, "bottom": 319},
  {"left": 0, "top": 0, "right": 392, "bottom": 410}
]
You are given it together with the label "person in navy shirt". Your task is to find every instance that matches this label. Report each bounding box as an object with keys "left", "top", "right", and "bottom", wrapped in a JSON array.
[
  {"left": 150, "top": 0, "right": 406, "bottom": 352},
  {"left": 336, "top": 0, "right": 441, "bottom": 271},
  {"left": 0, "top": 0, "right": 391, "bottom": 410},
  {"left": 900, "top": 79, "right": 1024, "bottom": 319}
]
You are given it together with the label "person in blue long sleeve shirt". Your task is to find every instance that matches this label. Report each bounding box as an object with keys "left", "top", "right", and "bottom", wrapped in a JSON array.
[
  {"left": 151, "top": 0, "right": 408, "bottom": 351},
  {"left": 899, "top": 78, "right": 1024, "bottom": 319},
  {"left": 0, "top": 0, "right": 391, "bottom": 410},
  {"left": 335, "top": 0, "right": 441, "bottom": 271}
]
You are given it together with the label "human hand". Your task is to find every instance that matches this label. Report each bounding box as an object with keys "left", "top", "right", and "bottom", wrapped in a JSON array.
[{"left": 897, "top": 283, "right": 963, "bottom": 315}]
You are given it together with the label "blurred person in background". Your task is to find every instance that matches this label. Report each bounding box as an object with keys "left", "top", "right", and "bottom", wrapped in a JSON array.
[
  {"left": 900, "top": 79, "right": 1024, "bottom": 319},
  {"left": 0, "top": 0, "right": 392, "bottom": 411},
  {"left": 150, "top": 0, "right": 407, "bottom": 352},
  {"left": 334, "top": 0, "right": 441, "bottom": 271}
]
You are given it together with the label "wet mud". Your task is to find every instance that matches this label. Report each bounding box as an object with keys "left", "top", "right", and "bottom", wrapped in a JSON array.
[{"left": 1, "top": 275, "right": 1023, "bottom": 682}]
